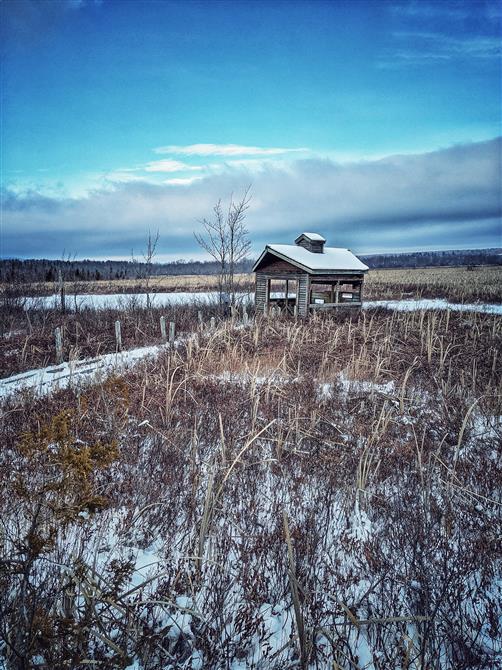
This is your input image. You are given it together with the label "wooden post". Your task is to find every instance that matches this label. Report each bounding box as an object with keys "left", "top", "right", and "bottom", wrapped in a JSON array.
[
  {"left": 115, "top": 320, "right": 122, "bottom": 352},
  {"left": 169, "top": 321, "right": 175, "bottom": 344},
  {"left": 210, "top": 316, "right": 216, "bottom": 330},
  {"left": 198, "top": 310, "right": 203, "bottom": 327},
  {"left": 243, "top": 308, "right": 248, "bottom": 325},
  {"left": 57, "top": 269, "right": 65, "bottom": 313},
  {"left": 266, "top": 278, "right": 271, "bottom": 315},
  {"left": 285, "top": 279, "right": 289, "bottom": 313},
  {"left": 294, "top": 279, "right": 299, "bottom": 318},
  {"left": 330, "top": 283, "right": 334, "bottom": 305},
  {"left": 160, "top": 316, "right": 167, "bottom": 340},
  {"left": 54, "top": 327, "right": 63, "bottom": 364},
  {"left": 335, "top": 281, "right": 339, "bottom": 304}
]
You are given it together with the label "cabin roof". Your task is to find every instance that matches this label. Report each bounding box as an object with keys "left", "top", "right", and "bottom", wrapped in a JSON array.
[
  {"left": 295, "top": 232, "right": 326, "bottom": 243},
  {"left": 253, "top": 243, "right": 369, "bottom": 274}
]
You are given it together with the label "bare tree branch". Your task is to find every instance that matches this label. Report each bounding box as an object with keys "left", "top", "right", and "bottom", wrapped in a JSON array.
[{"left": 194, "top": 188, "right": 251, "bottom": 306}]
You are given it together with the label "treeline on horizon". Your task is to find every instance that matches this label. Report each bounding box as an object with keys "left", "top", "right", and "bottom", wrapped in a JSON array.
[{"left": 1, "top": 248, "right": 501, "bottom": 283}]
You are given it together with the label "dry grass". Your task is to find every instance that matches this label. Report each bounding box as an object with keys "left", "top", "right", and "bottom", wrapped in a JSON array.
[
  {"left": 364, "top": 265, "right": 502, "bottom": 302},
  {"left": 8, "top": 266, "right": 502, "bottom": 304},
  {"left": 18, "top": 272, "right": 253, "bottom": 296},
  {"left": 0, "top": 300, "right": 233, "bottom": 377},
  {"left": 2, "top": 265, "right": 500, "bottom": 379},
  {"left": 1, "top": 307, "right": 501, "bottom": 668}
]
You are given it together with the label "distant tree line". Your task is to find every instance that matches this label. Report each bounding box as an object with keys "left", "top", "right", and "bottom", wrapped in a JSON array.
[
  {"left": 0, "top": 258, "right": 254, "bottom": 284},
  {"left": 359, "top": 248, "right": 502, "bottom": 269},
  {"left": 0, "top": 248, "right": 500, "bottom": 284}
]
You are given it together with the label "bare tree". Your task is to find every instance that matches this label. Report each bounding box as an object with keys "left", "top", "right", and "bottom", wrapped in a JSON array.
[
  {"left": 194, "top": 187, "right": 251, "bottom": 306},
  {"left": 132, "top": 230, "right": 160, "bottom": 309}
]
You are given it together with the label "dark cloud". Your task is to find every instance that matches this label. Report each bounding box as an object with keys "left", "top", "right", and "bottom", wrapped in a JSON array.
[{"left": 2, "top": 137, "right": 501, "bottom": 259}]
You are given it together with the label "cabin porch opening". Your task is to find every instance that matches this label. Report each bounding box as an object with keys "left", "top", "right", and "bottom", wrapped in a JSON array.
[
  {"left": 265, "top": 277, "right": 298, "bottom": 315},
  {"left": 309, "top": 278, "right": 363, "bottom": 309}
]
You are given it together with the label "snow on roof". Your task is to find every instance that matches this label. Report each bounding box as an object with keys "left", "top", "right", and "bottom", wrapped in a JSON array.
[
  {"left": 296, "top": 232, "right": 326, "bottom": 242},
  {"left": 264, "top": 244, "right": 369, "bottom": 272}
]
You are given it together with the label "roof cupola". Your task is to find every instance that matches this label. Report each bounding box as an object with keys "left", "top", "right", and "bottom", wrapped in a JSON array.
[{"left": 294, "top": 232, "right": 326, "bottom": 253}]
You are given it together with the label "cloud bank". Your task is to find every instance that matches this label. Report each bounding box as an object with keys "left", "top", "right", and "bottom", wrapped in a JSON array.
[{"left": 2, "top": 137, "right": 500, "bottom": 259}]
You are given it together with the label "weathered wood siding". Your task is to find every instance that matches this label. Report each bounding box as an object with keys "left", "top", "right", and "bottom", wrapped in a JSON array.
[
  {"left": 255, "top": 274, "right": 268, "bottom": 312},
  {"left": 296, "top": 238, "right": 324, "bottom": 254},
  {"left": 254, "top": 248, "right": 366, "bottom": 316},
  {"left": 256, "top": 254, "right": 304, "bottom": 274},
  {"left": 297, "top": 274, "right": 309, "bottom": 317},
  {"left": 310, "top": 274, "right": 364, "bottom": 282}
]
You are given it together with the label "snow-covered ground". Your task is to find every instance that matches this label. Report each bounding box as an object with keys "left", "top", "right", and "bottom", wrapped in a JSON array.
[
  {"left": 0, "top": 343, "right": 166, "bottom": 399},
  {"left": 3, "top": 296, "right": 502, "bottom": 398},
  {"left": 2, "top": 314, "right": 501, "bottom": 669},
  {"left": 364, "top": 297, "right": 502, "bottom": 315},
  {"left": 24, "top": 291, "right": 222, "bottom": 310},
  {"left": 23, "top": 292, "right": 502, "bottom": 314}
]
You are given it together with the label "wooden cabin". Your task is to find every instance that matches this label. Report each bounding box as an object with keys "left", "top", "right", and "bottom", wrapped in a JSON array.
[{"left": 253, "top": 232, "right": 369, "bottom": 317}]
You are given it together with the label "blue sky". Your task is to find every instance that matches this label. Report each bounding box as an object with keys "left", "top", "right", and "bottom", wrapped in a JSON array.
[{"left": 1, "top": 0, "right": 501, "bottom": 259}]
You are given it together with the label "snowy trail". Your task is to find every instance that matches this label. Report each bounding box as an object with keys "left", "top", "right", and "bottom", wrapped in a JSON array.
[{"left": 0, "top": 343, "right": 166, "bottom": 399}]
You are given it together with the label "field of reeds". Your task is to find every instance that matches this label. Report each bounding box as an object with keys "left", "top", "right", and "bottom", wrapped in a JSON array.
[
  {"left": 5, "top": 266, "right": 502, "bottom": 303},
  {"left": 11, "top": 273, "right": 253, "bottom": 297},
  {"left": 363, "top": 266, "right": 502, "bottom": 303},
  {"left": 1, "top": 305, "right": 501, "bottom": 669},
  {"left": 1, "top": 266, "right": 501, "bottom": 380},
  {"left": 0, "top": 298, "right": 225, "bottom": 378}
]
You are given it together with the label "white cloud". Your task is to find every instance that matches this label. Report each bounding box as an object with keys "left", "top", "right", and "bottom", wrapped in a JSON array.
[
  {"left": 164, "top": 176, "right": 203, "bottom": 186},
  {"left": 3, "top": 137, "right": 500, "bottom": 258},
  {"left": 144, "top": 159, "right": 203, "bottom": 173},
  {"left": 153, "top": 143, "right": 309, "bottom": 157},
  {"left": 101, "top": 171, "right": 149, "bottom": 184}
]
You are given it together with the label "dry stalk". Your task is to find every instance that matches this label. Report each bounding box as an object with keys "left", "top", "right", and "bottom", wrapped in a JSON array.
[
  {"left": 400, "top": 357, "right": 418, "bottom": 414},
  {"left": 283, "top": 511, "right": 309, "bottom": 668},
  {"left": 452, "top": 397, "right": 480, "bottom": 475},
  {"left": 196, "top": 462, "right": 215, "bottom": 578}
]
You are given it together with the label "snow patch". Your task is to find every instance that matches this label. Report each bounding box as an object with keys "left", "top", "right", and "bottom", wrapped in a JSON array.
[
  {"left": 364, "top": 298, "right": 502, "bottom": 315},
  {"left": 0, "top": 344, "right": 165, "bottom": 399}
]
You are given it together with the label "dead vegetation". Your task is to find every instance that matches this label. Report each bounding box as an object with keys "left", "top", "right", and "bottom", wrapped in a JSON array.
[
  {"left": 0, "top": 299, "right": 227, "bottom": 378},
  {"left": 1, "top": 307, "right": 501, "bottom": 669},
  {"left": 9, "top": 273, "right": 254, "bottom": 297},
  {"left": 1, "top": 266, "right": 500, "bottom": 380},
  {"left": 363, "top": 265, "right": 502, "bottom": 303},
  {"left": 4, "top": 266, "right": 502, "bottom": 304}
]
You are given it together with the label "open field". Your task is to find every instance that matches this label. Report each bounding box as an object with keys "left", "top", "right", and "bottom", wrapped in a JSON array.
[
  {"left": 6, "top": 266, "right": 502, "bottom": 303},
  {"left": 1, "top": 265, "right": 501, "bottom": 668},
  {"left": 364, "top": 266, "right": 502, "bottom": 303},
  {"left": 11, "top": 273, "right": 254, "bottom": 297},
  {"left": 1, "top": 266, "right": 501, "bottom": 379},
  {"left": 1, "top": 308, "right": 501, "bottom": 669}
]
